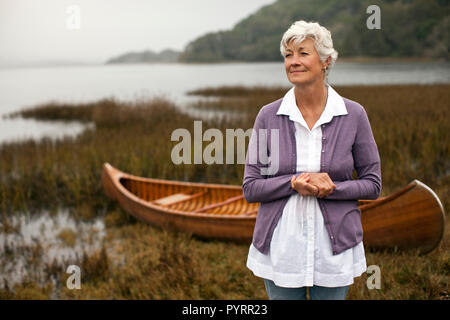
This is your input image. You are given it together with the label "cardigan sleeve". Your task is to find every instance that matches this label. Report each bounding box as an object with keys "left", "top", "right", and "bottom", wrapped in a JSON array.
[
  {"left": 242, "top": 108, "right": 297, "bottom": 203},
  {"left": 325, "top": 107, "right": 382, "bottom": 200}
]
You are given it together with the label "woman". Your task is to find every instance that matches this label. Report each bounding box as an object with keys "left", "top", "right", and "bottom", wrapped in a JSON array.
[{"left": 243, "top": 20, "right": 382, "bottom": 300}]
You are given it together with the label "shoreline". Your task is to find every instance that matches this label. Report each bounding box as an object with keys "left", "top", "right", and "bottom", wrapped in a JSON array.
[
  {"left": 336, "top": 56, "right": 447, "bottom": 63},
  {"left": 1, "top": 83, "right": 449, "bottom": 145},
  {"left": 1, "top": 57, "right": 448, "bottom": 69}
]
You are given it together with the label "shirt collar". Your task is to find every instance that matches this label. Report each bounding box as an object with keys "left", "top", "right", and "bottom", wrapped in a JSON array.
[{"left": 276, "top": 84, "right": 348, "bottom": 130}]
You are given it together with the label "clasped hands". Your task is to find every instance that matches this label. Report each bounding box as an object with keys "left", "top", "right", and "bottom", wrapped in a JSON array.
[{"left": 290, "top": 172, "right": 336, "bottom": 198}]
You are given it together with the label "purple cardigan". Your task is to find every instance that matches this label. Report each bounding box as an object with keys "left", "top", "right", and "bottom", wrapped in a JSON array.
[{"left": 243, "top": 96, "right": 382, "bottom": 255}]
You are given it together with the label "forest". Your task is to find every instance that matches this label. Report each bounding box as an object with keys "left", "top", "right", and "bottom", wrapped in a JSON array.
[{"left": 178, "top": 0, "right": 449, "bottom": 62}]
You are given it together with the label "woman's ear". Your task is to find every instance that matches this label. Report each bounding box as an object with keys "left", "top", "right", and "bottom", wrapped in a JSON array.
[{"left": 322, "top": 56, "right": 331, "bottom": 70}]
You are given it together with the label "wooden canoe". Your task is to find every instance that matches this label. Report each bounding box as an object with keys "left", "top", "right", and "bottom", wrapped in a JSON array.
[{"left": 101, "top": 162, "right": 445, "bottom": 254}]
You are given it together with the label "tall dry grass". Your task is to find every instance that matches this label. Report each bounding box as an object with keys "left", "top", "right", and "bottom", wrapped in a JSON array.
[{"left": 0, "top": 84, "right": 448, "bottom": 299}]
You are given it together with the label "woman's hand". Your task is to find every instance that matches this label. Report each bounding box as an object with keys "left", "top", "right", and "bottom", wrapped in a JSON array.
[
  {"left": 307, "top": 172, "right": 336, "bottom": 198},
  {"left": 291, "top": 173, "right": 319, "bottom": 197}
]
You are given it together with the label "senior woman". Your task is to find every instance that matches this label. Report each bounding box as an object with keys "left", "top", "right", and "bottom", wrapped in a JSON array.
[{"left": 242, "top": 20, "right": 382, "bottom": 300}]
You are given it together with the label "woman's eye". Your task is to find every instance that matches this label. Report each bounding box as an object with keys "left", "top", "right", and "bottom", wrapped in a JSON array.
[
  {"left": 285, "top": 54, "right": 292, "bottom": 57},
  {"left": 301, "top": 52, "right": 308, "bottom": 55}
]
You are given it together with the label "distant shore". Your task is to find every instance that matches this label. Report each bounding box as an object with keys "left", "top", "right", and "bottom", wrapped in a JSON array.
[
  {"left": 336, "top": 56, "right": 447, "bottom": 63},
  {"left": 1, "top": 56, "right": 448, "bottom": 69}
]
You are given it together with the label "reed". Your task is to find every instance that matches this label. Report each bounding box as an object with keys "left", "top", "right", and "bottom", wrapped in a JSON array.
[{"left": 0, "top": 84, "right": 448, "bottom": 299}]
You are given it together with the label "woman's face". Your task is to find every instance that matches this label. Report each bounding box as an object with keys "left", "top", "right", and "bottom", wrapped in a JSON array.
[{"left": 284, "top": 38, "right": 329, "bottom": 86}]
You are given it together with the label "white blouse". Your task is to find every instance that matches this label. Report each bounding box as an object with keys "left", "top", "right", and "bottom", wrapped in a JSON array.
[{"left": 246, "top": 85, "right": 367, "bottom": 288}]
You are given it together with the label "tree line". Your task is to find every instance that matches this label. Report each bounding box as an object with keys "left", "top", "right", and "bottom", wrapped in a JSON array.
[{"left": 178, "top": 0, "right": 449, "bottom": 62}]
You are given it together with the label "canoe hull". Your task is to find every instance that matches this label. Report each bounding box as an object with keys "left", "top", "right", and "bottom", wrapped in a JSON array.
[
  {"left": 360, "top": 180, "right": 445, "bottom": 254},
  {"left": 102, "top": 163, "right": 445, "bottom": 253}
]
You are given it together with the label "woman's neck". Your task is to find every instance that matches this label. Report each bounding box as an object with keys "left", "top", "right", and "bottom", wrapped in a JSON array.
[{"left": 293, "top": 81, "right": 328, "bottom": 115}]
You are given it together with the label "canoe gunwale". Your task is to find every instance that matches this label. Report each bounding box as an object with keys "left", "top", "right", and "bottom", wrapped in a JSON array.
[
  {"left": 358, "top": 182, "right": 416, "bottom": 211},
  {"left": 111, "top": 163, "right": 242, "bottom": 191}
]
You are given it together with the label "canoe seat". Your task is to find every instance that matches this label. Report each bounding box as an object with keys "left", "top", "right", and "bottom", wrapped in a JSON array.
[{"left": 152, "top": 190, "right": 207, "bottom": 206}]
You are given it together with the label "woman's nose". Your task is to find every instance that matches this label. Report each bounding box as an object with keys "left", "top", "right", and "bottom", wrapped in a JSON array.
[
  {"left": 290, "top": 56, "right": 301, "bottom": 66},
  {"left": 290, "top": 53, "right": 302, "bottom": 64}
]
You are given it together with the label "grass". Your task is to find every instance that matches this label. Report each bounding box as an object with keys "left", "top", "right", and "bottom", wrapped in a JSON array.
[
  {"left": 0, "top": 84, "right": 449, "bottom": 299},
  {"left": 57, "top": 229, "right": 77, "bottom": 247}
]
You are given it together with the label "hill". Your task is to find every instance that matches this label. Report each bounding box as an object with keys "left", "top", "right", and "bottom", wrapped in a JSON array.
[
  {"left": 106, "top": 49, "right": 180, "bottom": 64},
  {"left": 179, "top": 0, "right": 449, "bottom": 62}
]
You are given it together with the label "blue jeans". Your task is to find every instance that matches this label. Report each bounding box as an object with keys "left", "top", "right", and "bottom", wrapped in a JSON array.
[{"left": 264, "top": 279, "right": 349, "bottom": 300}]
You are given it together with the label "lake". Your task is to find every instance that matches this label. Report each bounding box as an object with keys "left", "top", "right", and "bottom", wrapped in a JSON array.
[{"left": 0, "top": 61, "right": 449, "bottom": 144}]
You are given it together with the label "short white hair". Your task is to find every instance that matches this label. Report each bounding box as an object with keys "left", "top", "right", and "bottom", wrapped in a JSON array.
[{"left": 280, "top": 20, "right": 338, "bottom": 83}]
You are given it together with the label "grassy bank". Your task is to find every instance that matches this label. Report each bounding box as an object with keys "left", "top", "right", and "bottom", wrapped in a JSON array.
[{"left": 0, "top": 84, "right": 448, "bottom": 299}]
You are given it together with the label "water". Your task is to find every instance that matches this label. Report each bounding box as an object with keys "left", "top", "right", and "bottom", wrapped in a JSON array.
[
  {"left": 0, "top": 61, "right": 449, "bottom": 144},
  {"left": 0, "top": 61, "right": 448, "bottom": 292},
  {"left": 0, "top": 209, "right": 105, "bottom": 289}
]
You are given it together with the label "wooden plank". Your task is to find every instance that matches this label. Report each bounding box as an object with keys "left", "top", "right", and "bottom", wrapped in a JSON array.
[
  {"left": 152, "top": 191, "right": 207, "bottom": 206},
  {"left": 194, "top": 195, "right": 245, "bottom": 213},
  {"left": 153, "top": 193, "right": 191, "bottom": 206}
]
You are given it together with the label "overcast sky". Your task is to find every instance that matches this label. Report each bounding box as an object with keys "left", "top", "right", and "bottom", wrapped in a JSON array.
[{"left": 0, "top": 0, "right": 275, "bottom": 66}]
